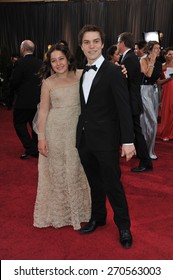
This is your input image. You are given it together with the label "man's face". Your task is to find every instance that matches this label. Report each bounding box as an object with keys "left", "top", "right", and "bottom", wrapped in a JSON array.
[
  {"left": 117, "top": 36, "right": 123, "bottom": 53},
  {"left": 81, "top": 31, "right": 104, "bottom": 64},
  {"left": 134, "top": 44, "right": 140, "bottom": 56}
]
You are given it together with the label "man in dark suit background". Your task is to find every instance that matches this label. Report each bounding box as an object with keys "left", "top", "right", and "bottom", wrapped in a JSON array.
[
  {"left": 76, "top": 25, "right": 136, "bottom": 248},
  {"left": 11, "top": 40, "right": 42, "bottom": 159},
  {"left": 117, "top": 32, "right": 152, "bottom": 172}
]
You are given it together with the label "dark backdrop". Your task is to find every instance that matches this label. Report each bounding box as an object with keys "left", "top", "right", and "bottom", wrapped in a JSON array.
[{"left": 0, "top": 0, "right": 173, "bottom": 61}]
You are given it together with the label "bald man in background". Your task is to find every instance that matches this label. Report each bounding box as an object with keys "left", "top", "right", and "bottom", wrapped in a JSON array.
[{"left": 11, "top": 40, "right": 42, "bottom": 159}]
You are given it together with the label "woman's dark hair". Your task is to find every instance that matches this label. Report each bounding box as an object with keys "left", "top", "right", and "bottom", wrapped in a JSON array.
[
  {"left": 56, "top": 39, "right": 68, "bottom": 47},
  {"left": 106, "top": 45, "right": 117, "bottom": 60},
  {"left": 163, "top": 46, "right": 173, "bottom": 55},
  {"left": 39, "top": 43, "right": 76, "bottom": 79},
  {"left": 146, "top": 41, "right": 160, "bottom": 52}
]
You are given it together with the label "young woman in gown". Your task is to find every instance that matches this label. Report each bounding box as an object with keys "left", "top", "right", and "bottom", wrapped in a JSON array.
[
  {"left": 158, "top": 47, "right": 173, "bottom": 141},
  {"left": 33, "top": 44, "right": 91, "bottom": 230}
]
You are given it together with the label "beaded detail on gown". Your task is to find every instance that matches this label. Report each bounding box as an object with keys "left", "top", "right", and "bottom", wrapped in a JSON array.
[{"left": 34, "top": 82, "right": 91, "bottom": 230}]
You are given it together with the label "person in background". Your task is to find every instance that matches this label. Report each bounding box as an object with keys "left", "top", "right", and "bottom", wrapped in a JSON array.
[
  {"left": 6, "top": 53, "right": 19, "bottom": 110},
  {"left": 11, "top": 40, "right": 42, "bottom": 159},
  {"left": 117, "top": 32, "right": 152, "bottom": 172},
  {"left": 76, "top": 24, "right": 136, "bottom": 249},
  {"left": 33, "top": 43, "right": 91, "bottom": 230},
  {"left": 140, "top": 41, "right": 162, "bottom": 159},
  {"left": 106, "top": 44, "right": 121, "bottom": 64},
  {"left": 106, "top": 44, "right": 128, "bottom": 78},
  {"left": 134, "top": 40, "right": 147, "bottom": 59},
  {"left": 43, "top": 44, "right": 52, "bottom": 60},
  {"left": 158, "top": 47, "right": 173, "bottom": 141}
]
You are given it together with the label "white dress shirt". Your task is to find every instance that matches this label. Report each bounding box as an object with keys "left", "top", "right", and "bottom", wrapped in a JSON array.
[
  {"left": 82, "top": 55, "right": 104, "bottom": 103},
  {"left": 121, "top": 48, "right": 131, "bottom": 63},
  {"left": 82, "top": 55, "right": 133, "bottom": 146}
]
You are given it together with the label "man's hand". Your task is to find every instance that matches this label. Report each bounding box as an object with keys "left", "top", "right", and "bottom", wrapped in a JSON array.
[{"left": 121, "top": 144, "right": 136, "bottom": 161}]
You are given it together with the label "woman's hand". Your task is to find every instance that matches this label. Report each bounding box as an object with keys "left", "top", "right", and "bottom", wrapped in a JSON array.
[{"left": 38, "top": 139, "right": 49, "bottom": 157}]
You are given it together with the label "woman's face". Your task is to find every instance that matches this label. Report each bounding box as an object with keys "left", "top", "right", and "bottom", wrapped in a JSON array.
[
  {"left": 50, "top": 50, "right": 68, "bottom": 74},
  {"left": 150, "top": 44, "right": 161, "bottom": 57},
  {"left": 165, "top": 50, "right": 173, "bottom": 62}
]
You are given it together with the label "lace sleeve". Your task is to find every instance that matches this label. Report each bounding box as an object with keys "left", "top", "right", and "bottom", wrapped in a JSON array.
[
  {"left": 37, "top": 80, "right": 51, "bottom": 140},
  {"left": 32, "top": 103, "right": 40, "bottom": 134}
]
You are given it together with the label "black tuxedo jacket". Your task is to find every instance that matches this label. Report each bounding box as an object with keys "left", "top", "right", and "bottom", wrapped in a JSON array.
[
  {"left": 11, "top": 54, "right": 42, "bottom": 109},
  {"left": 121, "top": 49, "right": 143, "bottom": 115},
  {"left": 76, "top": 60, "right": 134, "bottom": 151}
]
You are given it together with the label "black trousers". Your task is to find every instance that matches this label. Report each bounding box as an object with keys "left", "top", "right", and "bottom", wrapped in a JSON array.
[
  {"left": 133, "top": 114, "right": 152, "bottom": 167},
  {"left": 78, "top": 132, "right": 131, "bottom": 230},
  {"left": 13, "top": 108, "right": 38, "bottom": 154}
]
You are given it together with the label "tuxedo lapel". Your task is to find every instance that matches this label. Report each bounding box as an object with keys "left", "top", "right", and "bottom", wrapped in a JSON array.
[
  {"left": 120, "top": 49, "right": 132, "bottom": 64},
  {"left": 86, "top": 60, "right": 108, "bottom": 104}
]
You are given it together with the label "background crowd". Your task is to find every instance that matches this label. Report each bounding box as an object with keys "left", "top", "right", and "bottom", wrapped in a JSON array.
[{"left": 1, "top": 34, "right": 173, "bottom": 143}]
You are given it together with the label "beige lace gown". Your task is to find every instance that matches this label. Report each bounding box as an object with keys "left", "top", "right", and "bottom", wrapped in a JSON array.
[{"left": 34, "top": 79, "right": 91, "bottom": 230}]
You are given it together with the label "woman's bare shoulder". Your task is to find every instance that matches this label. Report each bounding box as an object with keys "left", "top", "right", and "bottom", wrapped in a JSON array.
[{"left": 140, "top": 56, "right": 148, "bottom": 64}]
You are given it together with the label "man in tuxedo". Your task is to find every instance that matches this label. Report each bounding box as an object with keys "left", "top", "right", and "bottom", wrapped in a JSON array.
[
  {"left": 11, "top": 40, "right": 42, "bottom": 159},
  {"left": 76, "top": 25, "right": 136, "bottom": 248},
  {"left": 117, "top": 32, "right": 152, "bottom": 172},
  {"left": 134, "top": 40, "right": 147, "bottom": 59}
]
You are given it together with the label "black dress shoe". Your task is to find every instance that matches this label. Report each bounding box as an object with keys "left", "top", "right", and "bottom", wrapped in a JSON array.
[
  {"left": 131, "top": 165, "right": 153, "bottom": 172},
  {"left": 20, "top": 153, "right": 39, "bottom": 159},
  {"left": 119, "top": 229, "right": 133, "bottom": 249},
  {"left": 20, "top": 153, "right": 29, "bottom": 159},
  {"left": 79, "top": 220, "right": 106, "bottom": 234}
]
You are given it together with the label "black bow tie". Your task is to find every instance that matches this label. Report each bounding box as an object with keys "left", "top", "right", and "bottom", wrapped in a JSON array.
[{"left": 84, "top": 65, "right": 97, "bottom": 72}]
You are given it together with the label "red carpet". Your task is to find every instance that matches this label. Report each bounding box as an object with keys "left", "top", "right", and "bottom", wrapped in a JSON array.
[{"left": 0, "top": 106, "right": 173, "bottom": 260}]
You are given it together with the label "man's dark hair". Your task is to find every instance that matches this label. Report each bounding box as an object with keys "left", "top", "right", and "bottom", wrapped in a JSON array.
[
  {"left": 118, "top": 32, "right": 135, "bottom": 49},
  {"left": 78, "top": 24, "right": 105, "bottom": 46},
  {"left": 137, "top": 40, "right": 147, "bottom": 50}
]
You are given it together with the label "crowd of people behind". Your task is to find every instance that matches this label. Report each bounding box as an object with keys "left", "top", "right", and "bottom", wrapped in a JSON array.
[
  {"left": 1, "top": 26, "right": 173, "bottom": 250},
  {"left": 107, "top": 38, "right": 173, "bottom": 145}
]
